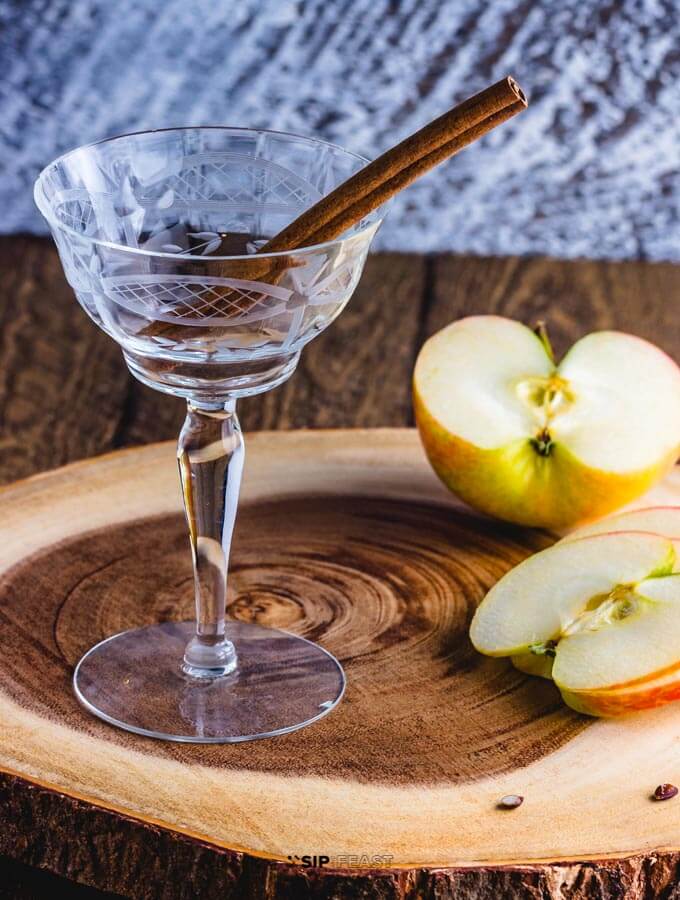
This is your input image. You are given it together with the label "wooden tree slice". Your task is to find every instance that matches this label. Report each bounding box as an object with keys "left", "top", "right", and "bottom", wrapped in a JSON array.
[{"left": 1, "top": 429, "right": 680, "bottom": 899}]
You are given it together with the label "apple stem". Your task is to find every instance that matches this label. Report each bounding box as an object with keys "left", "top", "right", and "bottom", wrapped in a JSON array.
[{"left": 533, "top": 320, "right": 555, "bottom": 365}]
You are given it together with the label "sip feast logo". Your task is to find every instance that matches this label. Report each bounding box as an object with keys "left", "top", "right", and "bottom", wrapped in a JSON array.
[
  {"left": 286, "top": 853, "right": 394, "bottom": 868},
  {"left": 286, "top": 854, "right": 330, "bottom": 868}
]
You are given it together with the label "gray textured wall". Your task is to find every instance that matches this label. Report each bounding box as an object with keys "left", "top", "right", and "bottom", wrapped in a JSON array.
[{"left": 2, "top": 0, "right": 679, "bottom": 260}]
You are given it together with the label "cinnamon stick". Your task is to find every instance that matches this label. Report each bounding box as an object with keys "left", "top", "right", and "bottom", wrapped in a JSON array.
[
  {"left": 142, "top": 76, "right": 527, "bottom": 336},
  {"left": 299, "top": 101, "right": 525, "bottom": 249},
  {"left": 259, "top": 76, "right": 526, "bottom": 255}
]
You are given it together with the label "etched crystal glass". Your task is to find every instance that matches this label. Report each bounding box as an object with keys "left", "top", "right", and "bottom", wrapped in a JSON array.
[{"left": 35, "top": 127, "right": 381, "bottom": 742}]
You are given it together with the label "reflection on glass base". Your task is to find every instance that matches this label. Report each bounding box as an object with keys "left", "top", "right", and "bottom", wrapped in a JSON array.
[
  {"left": 123, "top": 349, "right": 301, "bottom": 400},
  {"left": 73, "top": 621, "right": 346, "bottom": 743}
]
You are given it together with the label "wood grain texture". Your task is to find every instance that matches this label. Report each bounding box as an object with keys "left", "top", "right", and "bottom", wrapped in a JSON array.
[
  {"left": 1, "top": 431, "right": 680, "bottom": 899},
  {"left": 2, "top": 236, "right": 680, "bottom": 897},
  {"left": 427, "top": 255, "right": 680, "bottom": 363},
  {"left": 0, "top": 236, "right": 130, "bottom": 484},
  {"left": 0, "top": 240, "right": 427, "bottom": 481},
  {"left": 1, "top": 503, "right": 568, "bottom": 785},
  {"left": 3, "top": 238, "right": 679, "bottom": 481}
]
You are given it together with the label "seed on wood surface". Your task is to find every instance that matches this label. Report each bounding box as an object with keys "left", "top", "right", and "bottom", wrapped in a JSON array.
[
  {"left": 498, "top": 794, "right": 524, "bottom": 809},
  {"left": 653, "top": 784, "right": 678, "bottom": 801}
]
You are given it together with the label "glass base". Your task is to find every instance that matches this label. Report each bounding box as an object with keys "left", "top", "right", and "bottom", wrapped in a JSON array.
[{"left": 73, "top": 621, "right": 345, "bottom": 743}]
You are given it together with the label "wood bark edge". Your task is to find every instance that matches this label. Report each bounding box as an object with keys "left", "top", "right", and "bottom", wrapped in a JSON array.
[{"left": 3, "top": 770, "right": 680, "bottom": 899}]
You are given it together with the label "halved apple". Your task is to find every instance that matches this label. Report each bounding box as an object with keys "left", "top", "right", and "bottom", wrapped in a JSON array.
[
  {"left": 470, "top": 531, "right": 680, "bottom": 716},
  {"left": 414, "top": 317, "right": 680, "bottom": 528}
]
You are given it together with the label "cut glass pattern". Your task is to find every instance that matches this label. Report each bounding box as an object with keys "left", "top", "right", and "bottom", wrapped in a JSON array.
[
  {"left": 138, "top": 154, "right": 323, "bottom": 211},
  {"left": 102, "top": 275, "right": 292, "bottom": 325},
  {"left": 45, "top": 147, "right": 372, "bottom": 337}
]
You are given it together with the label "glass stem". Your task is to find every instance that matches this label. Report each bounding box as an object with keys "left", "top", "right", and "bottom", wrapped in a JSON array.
[{"left": 177, "top": 399, "right": 244, "bottom": 677}]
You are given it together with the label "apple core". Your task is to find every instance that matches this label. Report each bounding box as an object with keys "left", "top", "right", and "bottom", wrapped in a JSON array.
[{"left": 516, "top": 373, "right": 573, "bottom": 458}]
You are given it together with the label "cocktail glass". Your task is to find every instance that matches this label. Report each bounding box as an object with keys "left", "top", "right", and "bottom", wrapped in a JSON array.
[{"left": 34, "top": 127, "right": 381, "bottom": 742}]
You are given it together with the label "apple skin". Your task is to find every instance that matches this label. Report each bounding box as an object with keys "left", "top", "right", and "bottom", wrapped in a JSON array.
[
  {"left": 512, "top": 655, "right": 680, "bottom": 714},
  {"left": 413, "top": 391, "right": 678, "bottom": 530},
  {"left": 511, "top": 652, "right": 553, "bottom": 679},
  {"left": 557, "top": 653, "right": 680, "bottom": 716},
  {"left": 559, "top": 674, "right": 680, "bottom": 717}
]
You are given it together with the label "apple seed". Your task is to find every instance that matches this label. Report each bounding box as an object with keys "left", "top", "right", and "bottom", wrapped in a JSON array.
[
  {"left": 653, "top": 784, "right": 678, "bottom": 802},
  {"left": 498, "top": 794, "right": 524, "bottom": 809},
  {"left": 530, "top": 428, "right": 554, "bottom": 457}
]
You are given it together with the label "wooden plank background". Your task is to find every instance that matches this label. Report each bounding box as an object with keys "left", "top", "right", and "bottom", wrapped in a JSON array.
[{"left": 1, "top": 236, "right": 678, "bottom": 487}]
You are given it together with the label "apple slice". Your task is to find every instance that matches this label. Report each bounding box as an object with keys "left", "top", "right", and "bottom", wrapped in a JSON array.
[
  {"left": 414, "top": 317, "right": 680, "bottom": 528},
  {"left": 470, "top": 531, "right": 680, "bottom": 716},
  {"left": 490, "top": 520, "right": 680, "bottom": 709},
  {"left": 470, "top": 532, "right": 676, "bottom": 656},
  {"left": 566, "top": 506, "right": 680, "bottom": 542}
]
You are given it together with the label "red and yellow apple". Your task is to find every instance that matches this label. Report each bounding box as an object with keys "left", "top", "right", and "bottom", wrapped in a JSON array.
[
  {"left": 469, "top": 531, "right": 680, "bottom": 716},
  {"left": 413, "top": 317, "right": 680, "bottom": 529}
]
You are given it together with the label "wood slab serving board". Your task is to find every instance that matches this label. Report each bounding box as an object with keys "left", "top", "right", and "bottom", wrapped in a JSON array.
[{"left": 2, "top": 429, "right": 680, "bottom": 899}]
